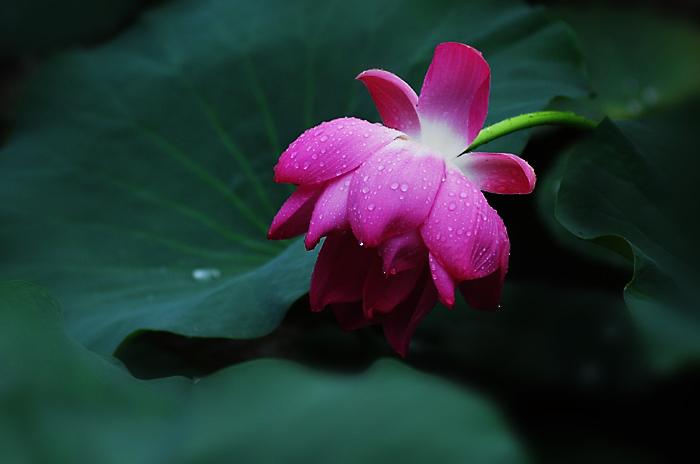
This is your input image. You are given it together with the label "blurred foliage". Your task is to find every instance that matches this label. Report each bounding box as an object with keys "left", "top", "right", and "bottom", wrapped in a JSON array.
[
  {"left": 546, "top": 2, "right": 700, "bottom": 119},
  {"left": 0, "top": 281, "right": 530, "bottom": 464},
  {"left": 0, "top": 0, "right": 141, "bottom": 53}
]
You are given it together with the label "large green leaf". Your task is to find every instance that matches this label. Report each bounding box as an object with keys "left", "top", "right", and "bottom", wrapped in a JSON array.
[
  {"left": 555, "top": 108, "right": 700, "bottom": 371},
  {"left": 0, "top": 0, "right": 588, "bottom": 353},
  {"left": 0, "top": 281, "right": 530, "bottom": 464}
]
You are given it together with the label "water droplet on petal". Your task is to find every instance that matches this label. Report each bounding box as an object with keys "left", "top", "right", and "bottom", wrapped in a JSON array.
[
  {"left": 448, "top": 202, "right": 457, "bottom": 211},
  {"left": 400, "top": 183, "right": 409, "bottom": 192},
  {"left": 320, "top": 135, "right": 328, "bottom": 142},
  {"left": 368, "top": 203, "right": 375, "bottom": 211}
]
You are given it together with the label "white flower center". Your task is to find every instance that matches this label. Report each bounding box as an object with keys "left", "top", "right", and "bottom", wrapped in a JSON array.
[{"left": 418, "top": 117, "right": 468, "bottom": 161}]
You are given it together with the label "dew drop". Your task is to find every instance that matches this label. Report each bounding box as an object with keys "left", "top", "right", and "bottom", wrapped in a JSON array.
[
  {"left": 448, "top": 202, "right": 457, "bottom": 211},
  {"left": 391, "top": 182, "right": 399, "bottom": 190},
  {"left": 362, "top": 186, "right": 370, "bottom": 194},
  {"left": 400, "top": 183, "right": 409, "bottom": 192},
  {"left": 320, "top": 135, "right": 328, "bottom": 142},
  {"left": 192, "top": 268, "right": 221, "bottom": 282},
  {"left": 368, "top": 203, "right": 376, "bottom": 211},
  {"left": 459, "top": 192, "right": 468, "bottom": 198},
  {"left": 303, "top": 161, "right": 310, "bottom": 169}
]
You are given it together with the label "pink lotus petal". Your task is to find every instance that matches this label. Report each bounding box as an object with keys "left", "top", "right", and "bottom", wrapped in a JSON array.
[
  {"left": 375, "top": 266, "right": 438, "bottom": 357},
  {"left": 268, "top": 183, "right": 324, "bottom": 240},
  {"left": 428, "top": 253, "right": 457, "bottom": 308},
  {"left": 420, "top": 167, "right": 507, "bottom": 281},
  {"left": 309, "top": 233, "right": 373, "bottom": 312},
  {"left": 348, "top": 138, "right": 445, "bottom": 247},
  {"left": 332, "top": 301, "right": 374, "bottom": 331},
  {"left": 378, "top": 228, "right": 429, "bottom": 275},
  {"left": 453, "top": 152, "right": 536, "bottom": 194},
  {"left": 356, "top": 69, "right": 421, "bottom": 138},
  {"left": 363, "top": 257, "right": 424, "bottom": 318},
  {"left": 305, "top": 172, "right": 353, "bottom": 250},
  {"left": 274, "top": 117, "right": 401, "bottom": 185},
  {"left": 459, "top": 225, "right": 510, "bottom": 311},
  {"left": 417, "top": 43, "right": 490, "bottom": 155}
]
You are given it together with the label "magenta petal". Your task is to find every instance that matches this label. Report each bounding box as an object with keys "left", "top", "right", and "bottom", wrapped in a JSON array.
[
  {"left": 459, "top": 225, "right": 510, "bottom": 311},
  {"left": 375, "top": 266, "right": 438, "bottom": 357},
  {"left": 332, "top": 301, "right": 375, "bottom": 331},
  {"left": 356, "top": 69, "right": 421, "bottom": 138},
  {"left": 379, "top": 228, "right": 429, "bottom": 274},
  {"left": 363, "top": 257, "right": 424, "bottom": 318},
  {"left": 417, "top": 43, "right": 490, "bottom": 152},
  {"left": 348, "top": 138, "right": 445, "bottom": 247},
  {"left": 274, "top": 117, "right": 402, "bottom": 185},
  {"left": 305, "top": 172, "right": 353, "bottom": 250},
  {"left": 309, "top": 233, "right": 373, "bottom": 312},
  {"left": 268, "top": 183, "right": 324, "bottom": 240},
  {"left": 420, "top": 167, "right": 507, "bottom": 281},
  {"left": 428, "top": 253, "right": 457, "bottom": 308},
  {"left": 453, "top": 152, "right": 536, "bottom": 194}
]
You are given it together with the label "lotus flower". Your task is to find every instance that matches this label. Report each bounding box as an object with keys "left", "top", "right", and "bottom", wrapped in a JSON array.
[{"left": 268, "top": 43, "right": 535, "bottom": 356}]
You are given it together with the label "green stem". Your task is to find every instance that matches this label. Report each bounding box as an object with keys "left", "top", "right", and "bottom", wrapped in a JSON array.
[{"left": 464, "top": 111, "right": 598, "bottom": 153}]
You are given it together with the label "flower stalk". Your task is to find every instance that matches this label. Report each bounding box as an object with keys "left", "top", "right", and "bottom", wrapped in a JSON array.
[{"left": 465, "top": 111, "right": 598, "bottom": 153}]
